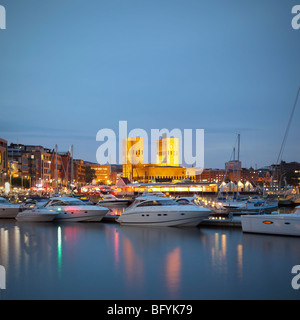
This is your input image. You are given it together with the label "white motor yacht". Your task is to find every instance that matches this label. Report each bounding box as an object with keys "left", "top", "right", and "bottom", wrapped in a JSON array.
[
  {"left": 16, "top": 208, "right": 58, "bottom": 222},
  {"left": 241, "top": 211, "right": 300, "bottom": 236},
  {"left": 43, "top": 197, "right": 109, "bottom": 222},
  {"left": 117, "top": 196, "right": 211, "bottom": 227},
  {"left": 0, "top": 197, "right": 21, "bottom": 218},
  {"left": 96, "top": 194, "right": 132, "bottom": 207}
]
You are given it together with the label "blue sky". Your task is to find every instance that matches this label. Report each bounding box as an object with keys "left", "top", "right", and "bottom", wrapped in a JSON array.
[{"left": 0, "top": 0, "right": 299, "bottom": 169}]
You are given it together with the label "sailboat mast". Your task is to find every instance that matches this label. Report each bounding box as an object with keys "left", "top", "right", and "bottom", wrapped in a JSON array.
[
  {"left": 237, "top": 133, "right": 240, "bottom": 196},
  {"left": 70, "top": 144, "right": 73, "bottom": 191},
  {"left": 233, "top": 146, "right": 235, "bottom": 196},
  {"left": 55, "top": 144, "right": 58, "bottom": 195},
  {"left": 275, "top": 86, "right": 300, "bottom": 190}
]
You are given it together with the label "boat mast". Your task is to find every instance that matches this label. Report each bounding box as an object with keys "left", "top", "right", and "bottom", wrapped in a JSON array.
[
  {"left": 70, "top": 144, "right": 73, "bottom": 191},
  {"left": 55, "top": 144, "right": 58, "bottom": 196},
  {"left": 275, "top": 86, "right": 300, "bottom": 191},
  {"left": 276, "top": 86, "right": 300, "bottom": 166},
  {"left": 233, "top": 146, "right": 235, "bottom": 197},
  {"left": 237, "top": 133, "right": 240, "bottom": 197}
]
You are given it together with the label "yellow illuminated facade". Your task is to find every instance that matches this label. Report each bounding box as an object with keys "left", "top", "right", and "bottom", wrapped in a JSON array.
[
  {"left": 132, "top": 164, "right": 185, "bottom": 183},
  {"left": 157, "top": 135, "right": 179, "bottom": 166},
  {"left": 122, "top": 137, "right": 144, "bottom": 180}
]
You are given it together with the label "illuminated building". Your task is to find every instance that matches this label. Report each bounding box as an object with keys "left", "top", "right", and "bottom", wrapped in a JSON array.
[
  {"left": 157, "top": 133, "right": 179, "bottom": 166},
  {"left": 73, "top": 159, "right": 86, "bottom": 186},
  {"left": 115, "top": 181, "right": 218, "bottom": 196},
  {"left": 131, "top": 164, "right": 185, "bottom": 183},
  {"left": 122, "top": 137, "right": 144, "bottom": 180},
  {"left": 7, "top": 143, "right": 72, "bottom": 189},
  {"left": 88, "top": 163, "right": 111, "bottom": 184}
]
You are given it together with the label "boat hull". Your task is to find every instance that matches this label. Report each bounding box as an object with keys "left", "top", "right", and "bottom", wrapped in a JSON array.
[
  {"left": 117, "top": 207, "right": 210, "bottom": 227},
  {"left": 54, "top": 207, "right": 109, "bottom": 222},
  {"left": 0, "top": 207, "right": 20, "bottom": 219},
  {"left": 241, "top": 214, "right": 300, "bottom": 236},
  {"left": 16, "top": 210, "right": 58, "bottom": 222}
]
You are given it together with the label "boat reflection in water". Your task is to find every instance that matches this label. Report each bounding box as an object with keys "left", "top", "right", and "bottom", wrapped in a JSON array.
[{"left": 0, "top": 211, "right": 300, "bottom": 299}]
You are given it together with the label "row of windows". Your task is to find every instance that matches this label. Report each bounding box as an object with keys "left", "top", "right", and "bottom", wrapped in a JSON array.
[{"left": 143, "top": 176, "right": 186, "bottom": 180}]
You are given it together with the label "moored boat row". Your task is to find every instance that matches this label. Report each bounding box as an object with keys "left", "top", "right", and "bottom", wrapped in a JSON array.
[
  {"left": 0, "top": 196, "right": 110, "bottom": 222},
  {"left": 1, "top": 194, "right": 299, "bottom": 235},
  {"left": 0, "top": 194, "right": 211, "bottom": 227}
]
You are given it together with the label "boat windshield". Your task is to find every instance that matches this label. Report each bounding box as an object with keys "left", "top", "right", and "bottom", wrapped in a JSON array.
[
  {"left": 136, "top": 199, "right": 178, "bottom": 207},
  {"left": 0, "top": 198, "right": 11, "bottom": 204},
  {"left": 45, "top": 199, "right": 87, "bottom": 207}
]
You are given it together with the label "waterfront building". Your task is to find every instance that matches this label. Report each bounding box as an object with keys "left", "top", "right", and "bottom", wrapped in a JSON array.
[
  {"left": 270, "top": 161, "right": 300, "bottom": 187},
  {"left": 157, "top": 133, "right": 179, "bottom": 166},
  {"left": 73, "top": 159, "right": 86, "bottom": 187},
  {"left": 122, "top": 137, "right": 144, "bottom": 180},
  {"left": 88, "top": 163, "right": 112, "bottom": 185},
  {"left": 110, "top": 164, "right": 123, "bottom": 185},
  {"left": 7, "top": 143, "right": 72, "bottom": 189},
  {"left": 129, "top": 163, "right": 186, "bottom": 183},
  {"left": 115, "top": 181, "right": 218, "bottom": 196},
  {"left": 225, "top": 160, "right": 242, "bottom": 171},
  {"left": 8, "top": 143, "right": 32, "bottom": 187}
]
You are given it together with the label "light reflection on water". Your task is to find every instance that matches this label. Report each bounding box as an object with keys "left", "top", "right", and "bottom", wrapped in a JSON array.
[{"left": 0, "top": 214, "right": 300, "bottom": 300}]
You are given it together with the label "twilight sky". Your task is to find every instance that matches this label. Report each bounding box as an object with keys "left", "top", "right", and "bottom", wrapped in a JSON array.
[{"left": 0, "top": 0, "right": 299, "bottom": 169}]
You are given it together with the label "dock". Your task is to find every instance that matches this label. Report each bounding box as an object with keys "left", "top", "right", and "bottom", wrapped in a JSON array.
[{"left": 201, "top": 217, "right": 242, "bottom": 228}]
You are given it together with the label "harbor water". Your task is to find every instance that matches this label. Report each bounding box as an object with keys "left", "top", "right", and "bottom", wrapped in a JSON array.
[{"left": 0, "top": 207, "right": 300, "bottom": 300}]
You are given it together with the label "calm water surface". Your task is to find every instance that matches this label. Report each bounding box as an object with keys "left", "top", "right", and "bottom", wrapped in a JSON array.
[{"left": 0, "top": 210, "right": 300, "bottom": 300}]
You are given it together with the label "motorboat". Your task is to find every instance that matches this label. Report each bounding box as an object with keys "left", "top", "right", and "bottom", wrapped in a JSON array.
[
  {"left": 241, "top": 212, "right": 300, "bottom": 236},
  {"left": 42, "top": 197, "right": 109, "bottom": 222},
  {"left": 278, "top": 194, "right": 300, "bottom": 207},
  {"left": 205, "top": 197, "right": 278, "bottom": 214},
  {"left": 16, "top": 208, "right": 58, "bottom": 222},
  {"left": 117, "top": 196, "right": 211, "bottom": 227},
  {"left": 224, "top": 198, "right": 278, "bottom": 213},
  {"left": 96, "top": 194, "right": 132, "bottom": 207},
  {"left": 0, "top": 197, "right": 21, "bottom": 218},
  {"left": 22, "top": 197, "right": 50, "bottom": 209},
  {"left": 175, "top": 196, "right": 200, "bottom": 205}
]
